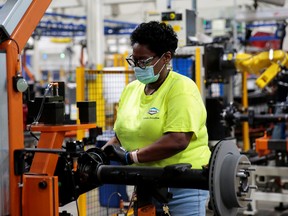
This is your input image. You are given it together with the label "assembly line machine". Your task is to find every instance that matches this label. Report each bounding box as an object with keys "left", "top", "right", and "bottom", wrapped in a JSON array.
[{"left": 0, "top": 1, "right": 256, "bottom": 216}]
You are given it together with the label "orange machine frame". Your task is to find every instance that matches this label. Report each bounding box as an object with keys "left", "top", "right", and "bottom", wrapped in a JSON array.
[
  {"left": 22, "top": 123, "right": 96, "bottom": 216},
  {"left": 0, "top": 1, "right": 70, "bottom": 215}
]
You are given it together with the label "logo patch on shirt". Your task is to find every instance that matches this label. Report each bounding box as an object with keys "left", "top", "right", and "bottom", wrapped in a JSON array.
[{"left": 148, "top": 107, "right": 159, "bottom": 115}]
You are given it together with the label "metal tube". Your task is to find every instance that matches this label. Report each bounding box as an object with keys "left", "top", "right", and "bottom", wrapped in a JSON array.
[
  {"left": 238, "top": 113, "right": 288, "bottom": 122},
  {"left": 97, "top": 165, "right": 209, "bottom": 190}
]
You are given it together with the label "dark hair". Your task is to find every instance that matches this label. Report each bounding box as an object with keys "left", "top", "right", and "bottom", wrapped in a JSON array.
[{"left": 130, "top": 21, "right": 178, "bottom": 57}]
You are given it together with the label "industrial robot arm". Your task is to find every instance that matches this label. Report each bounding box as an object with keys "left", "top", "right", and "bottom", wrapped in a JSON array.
[{"left": 235, "top": 50, "right": 288, "bottom": 89}]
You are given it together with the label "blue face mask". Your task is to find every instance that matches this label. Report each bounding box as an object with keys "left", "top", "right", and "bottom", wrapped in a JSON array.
[{"left": 134, "top": 55, "right": 165, "bottom": 84}]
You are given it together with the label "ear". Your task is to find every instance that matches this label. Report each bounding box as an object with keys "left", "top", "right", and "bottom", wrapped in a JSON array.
[{"left": 163, "top": 51, "right": 172, "bottom": 63}]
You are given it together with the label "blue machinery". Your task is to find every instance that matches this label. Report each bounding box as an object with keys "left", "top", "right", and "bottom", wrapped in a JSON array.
[{"left": 34, "top": 12, "right": 138, "bottom": 37}]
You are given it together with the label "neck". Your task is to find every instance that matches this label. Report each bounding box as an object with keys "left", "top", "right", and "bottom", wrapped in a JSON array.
[{"left": 145, "top": 69, "right": 170, "bottom": 95}]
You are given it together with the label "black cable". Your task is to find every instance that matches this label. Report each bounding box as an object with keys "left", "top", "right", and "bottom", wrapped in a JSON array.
[
  {"left": 29, "top": 130, "right": 39, "bottom": 141},
  {"left": 28, "top": 83, "right": 53, "bottom": 141},
  {"left": 34, "top": 83, "right": 53, "bottom": 123},
  {"left": 6, "top": 38, "right": 21, "bottom": 76},
  {"left": 7, "top": 37, "right": 20, "bottom": 55}
]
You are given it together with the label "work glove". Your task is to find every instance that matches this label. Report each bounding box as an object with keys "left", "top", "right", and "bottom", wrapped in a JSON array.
[{"left": 103, "top": 144, "right": 133, "bottom": 165}]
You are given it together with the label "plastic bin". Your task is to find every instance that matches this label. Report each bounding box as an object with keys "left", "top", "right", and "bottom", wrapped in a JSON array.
[
  {"left": 99, "top": 162, "right": 129, "bottom": 208},
  {"left": 96, "top": 136, "right": 129, "bottom": 208}
]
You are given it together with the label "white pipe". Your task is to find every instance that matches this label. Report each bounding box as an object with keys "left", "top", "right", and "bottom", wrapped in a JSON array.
[
  {"left": 86, "top": 0, "right": 104, "bottom": 68},
  {"left": 96, "top": 0, "right": 104, "bottom": 68},
  {"left": 33, "top": 39, "right": 41, "bottom": 81}
]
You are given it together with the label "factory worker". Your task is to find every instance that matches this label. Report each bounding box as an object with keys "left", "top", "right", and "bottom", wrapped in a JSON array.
[{"left": 103, "top": 21, "right": 211, "bottom": 216}]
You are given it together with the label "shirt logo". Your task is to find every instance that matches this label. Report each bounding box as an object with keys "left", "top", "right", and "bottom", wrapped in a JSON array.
[{"left": 148, "top": 107, "right": 159, "bottom": 115}]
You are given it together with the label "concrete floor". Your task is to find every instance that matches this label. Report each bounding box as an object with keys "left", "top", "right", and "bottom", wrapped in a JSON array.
[
  {"left": 206, "top": 201, "right": 288, "bottom": 216},
  {"left": 61, "top": 200, "right": 288, "bottom": 216}
]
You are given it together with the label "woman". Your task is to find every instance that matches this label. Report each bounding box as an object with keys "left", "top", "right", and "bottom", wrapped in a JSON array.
[{"left": 103, "top": 21, "right": 211, "bottom": 216}]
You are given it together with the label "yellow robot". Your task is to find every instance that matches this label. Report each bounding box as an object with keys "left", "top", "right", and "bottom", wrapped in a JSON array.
[{"left": 235, "top": 50, "right": 288, "bottom": 89}]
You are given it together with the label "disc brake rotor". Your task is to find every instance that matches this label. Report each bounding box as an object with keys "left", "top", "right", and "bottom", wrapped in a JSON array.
[{"left": 209, "top": 140, "right": 255, "bottom": 216}]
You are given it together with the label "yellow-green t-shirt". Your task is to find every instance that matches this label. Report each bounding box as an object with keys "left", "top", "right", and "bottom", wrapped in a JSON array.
[{"left": 114, "top": 71, "right": 211, "bottom": 168}]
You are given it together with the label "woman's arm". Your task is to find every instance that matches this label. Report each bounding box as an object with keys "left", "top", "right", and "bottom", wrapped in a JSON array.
[
  {"left": 136, "top": 131, "right": 192, "bottom": 163},
  {"left": 102, "top": 132, "right": 192, "bottom": 164}
]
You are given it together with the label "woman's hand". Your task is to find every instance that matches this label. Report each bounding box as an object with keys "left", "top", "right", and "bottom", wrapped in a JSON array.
[{"left": 103, "top": 144, "right": 133, "bottom": 165}]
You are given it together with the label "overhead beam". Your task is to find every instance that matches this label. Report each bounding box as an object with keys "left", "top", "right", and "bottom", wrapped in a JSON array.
[
  {"left": 103, "top": 0, "right": 155, "bottom": 5},
  {"left": 49, "top": 0, "right": 82, "bottom": 9},
  {"left": 48, "top": 0, "right": 155, "bottom": 8},
  {"left": 236, "top": 8, "right": 288, "bottom": 21}
]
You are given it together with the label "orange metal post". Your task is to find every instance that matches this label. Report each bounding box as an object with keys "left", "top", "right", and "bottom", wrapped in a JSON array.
[{"left": 22, "top": 175, "right": 59, "bottom": 216}]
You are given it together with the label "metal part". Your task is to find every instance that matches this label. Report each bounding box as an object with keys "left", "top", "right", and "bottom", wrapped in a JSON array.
[
  {"left": 96, "top": 164, "right": 209, "bottom": 190},
  {"left": 0, "top": 51, "right": 9, "bottom": 216},
  {"left": 75, "top": 140, "right": 254, "bottom": 216},
  {"left": 14, "top": 135, "right": 255, "bottom": 214},
  {"left": 0, "top": 0, "right": 33, "bottom": 42},
  {"left": 258, "top": 0, "right": 285, "bottom": 6},
  {"left": 209, "top": 139, "right": 254, "bottom": 216},
  {"left": 245, "top": 166, "right": 288, "bottom": 215},
  {"left": 222, "top": 103, "right": 288, "bottom": 128},
  {"left": 203, "top": 45, "right": 236, "bottom": 84}
]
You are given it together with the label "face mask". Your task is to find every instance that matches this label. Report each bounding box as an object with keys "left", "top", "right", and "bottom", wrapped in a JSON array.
[{"left": 134, "top": 55, "right": 165, "bottom": 84}]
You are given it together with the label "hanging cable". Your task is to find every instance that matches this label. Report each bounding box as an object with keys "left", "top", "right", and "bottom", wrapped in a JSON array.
[{"left": 27, "top": 82, "right": 54, "bottom": 141}]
